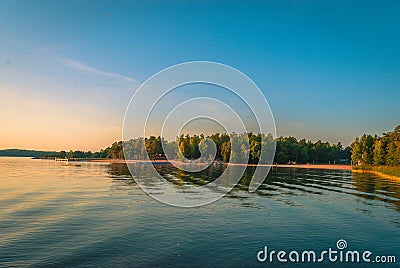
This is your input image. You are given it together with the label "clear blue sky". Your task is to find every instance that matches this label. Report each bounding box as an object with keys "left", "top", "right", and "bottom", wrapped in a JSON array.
[{"left": 1, "top": 0, "right": 399, "bottom": 150}]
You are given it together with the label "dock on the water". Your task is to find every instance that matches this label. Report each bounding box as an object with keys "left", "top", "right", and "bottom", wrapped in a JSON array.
[{"left": 55, "top": 158, "right": 88, "bottom": 162}]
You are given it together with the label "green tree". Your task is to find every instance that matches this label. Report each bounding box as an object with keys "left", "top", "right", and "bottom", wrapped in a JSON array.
[
  {"left": 179, "top": 140, "right": 189, "bottom": 159},
  {"left": 351, "top": 137, "right": 362, "bottom": 165},
  {"left": 66, "top": 150, "right": 74, "bottom": 159},
  {"left": 250, "top": 139, "right": 261, "bottom": 163},
  {"left": 58, "top": 151, "right": 67, "bottom": 159},
  {"left": 189, "top": 135, "right": 201, "bottom": 159},
  {"left": 110, "top": 141, "right": 124, "bottom": 159},
  {"left": 221, "top": 141, "right": 231, "bottom": 163},
  {"left": 373, "top": 138, "right": 386, "bottom": 165},
  {"left": 360, "top": 134, "right": 374, "bottom": 165},
  {"left": 386, "top": 126, "right": 400, "bottom": 166},
  {"left": 351, "top": 125, "right": 400, "bottom": 167}
]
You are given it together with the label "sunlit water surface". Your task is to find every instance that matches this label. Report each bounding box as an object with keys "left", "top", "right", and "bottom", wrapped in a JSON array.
[{"left": 0, "top": 157, "right": 399, "bottom": 267}]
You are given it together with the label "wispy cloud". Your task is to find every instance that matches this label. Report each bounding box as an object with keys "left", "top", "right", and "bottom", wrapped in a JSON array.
[{"left": 55, "top": 56, "right": 139, "bottom": 83}]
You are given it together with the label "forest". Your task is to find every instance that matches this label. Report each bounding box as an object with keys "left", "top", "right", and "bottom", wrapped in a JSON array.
[
  {"left": 47, "top": 133, "right": 351, "bottom": 165},
  {"left": 351, "top": 125, "right": 400, "bottom": 166}
]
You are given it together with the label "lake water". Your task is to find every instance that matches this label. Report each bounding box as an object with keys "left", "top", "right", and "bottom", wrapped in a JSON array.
[{"left": 0, "top": 157, "right": 399, "bottom": 267}]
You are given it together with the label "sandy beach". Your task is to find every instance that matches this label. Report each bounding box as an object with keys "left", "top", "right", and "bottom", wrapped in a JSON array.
[{"left": 273, "top": 164, "right": 352, "bottom": 170}]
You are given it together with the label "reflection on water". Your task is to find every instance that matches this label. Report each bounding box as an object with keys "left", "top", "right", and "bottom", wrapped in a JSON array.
[
  {"left": 107, "top": 162, "right": 400, "bottom": 213},
  {"left": 352, "top": 172, "right": 400, "bottom": 212},
  {"left": 0, "top": 157, "right": 399, "bottom": 267}
]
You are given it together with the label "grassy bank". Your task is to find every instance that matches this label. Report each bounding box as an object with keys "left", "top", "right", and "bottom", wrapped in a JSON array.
[{"left": 353, "top": 165, "right": 400, "bottom": 179}]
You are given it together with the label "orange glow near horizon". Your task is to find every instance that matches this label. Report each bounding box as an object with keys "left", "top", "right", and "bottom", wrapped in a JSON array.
[{"left": 0, "top": 85, "right": 123, "bottom": 151}]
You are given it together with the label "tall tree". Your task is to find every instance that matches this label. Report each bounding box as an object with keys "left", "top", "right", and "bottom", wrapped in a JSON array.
[
  {"left": 373, "top": 138, "right": 386, "bottom": 165},
  {"left": 221, "top": 141, "right": 231, "bottom": 163},
  {"left": 351, "top": 137, "right": 362, "bottom": 165}
]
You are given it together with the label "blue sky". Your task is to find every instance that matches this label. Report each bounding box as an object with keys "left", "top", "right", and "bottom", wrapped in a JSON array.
[{"left": 0, "top": 0, "right": 399, "bottom": 150}]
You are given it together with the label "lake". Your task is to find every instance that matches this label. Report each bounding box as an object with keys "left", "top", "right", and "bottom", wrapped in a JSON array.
[{"left": 0, "top": 157, "right": 399, "bottom": 267}]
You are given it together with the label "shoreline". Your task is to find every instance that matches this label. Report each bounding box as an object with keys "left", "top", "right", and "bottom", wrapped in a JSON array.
[
  {"left": 89, "top": 159, "right": 352, "bottom": 170},
  {"left": 62, "top": 159, "right": 399, "bottom": 179},
  {"left": 352, "top": 169, "right": 400, "bottom": 181},
  {"left": 273, "top": 164, "right": 351, "bottom": 170}
]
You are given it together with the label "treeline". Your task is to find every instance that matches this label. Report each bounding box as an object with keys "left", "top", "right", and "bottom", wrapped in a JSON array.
[
  {"left": 275, "top": 137, "right": 350, "bottom": 164},
  {"left": 123, "top": 133, "right": 275, "bottom": 164},
  {"left": 0, "top": 149, "right": 56, "bottom": 157},
  {"left": 122, "top": 133, "right": 351, "bottom": 164},
  {"left": 50, "top": 141, "right": 124, "bottom": 159},
  {"left": 351, "top": 125, "right": 400, "bottom": 166},
  {"left": 52, "top": 149, "right": 113, "bottom": 159},
  {"left": 2, "top": 133, "right": 352, "bottom": 165}
]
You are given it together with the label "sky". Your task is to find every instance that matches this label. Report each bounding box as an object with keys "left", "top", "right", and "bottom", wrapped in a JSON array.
[{"left": 0, "top": 0, "right": 399, "bottom": 151}]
